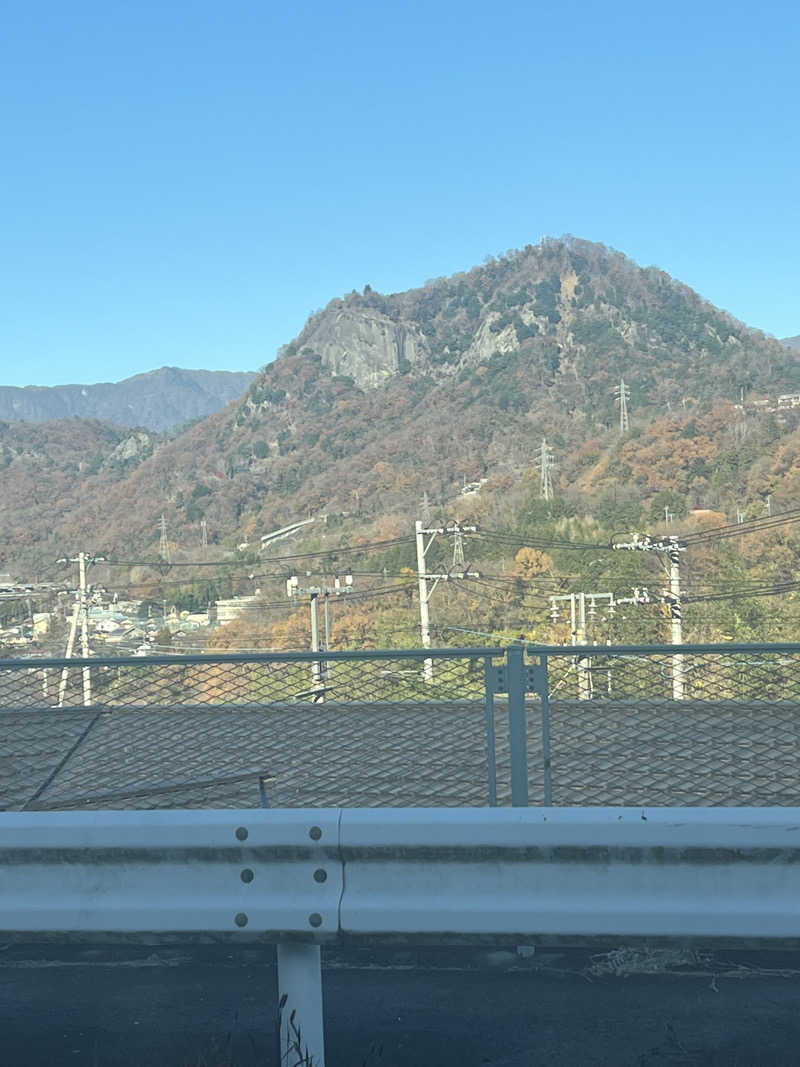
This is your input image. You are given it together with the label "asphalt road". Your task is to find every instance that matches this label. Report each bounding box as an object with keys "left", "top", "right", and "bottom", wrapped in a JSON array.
[{"left": 4, "top": 944, "right": 800, "bottom": 1066}]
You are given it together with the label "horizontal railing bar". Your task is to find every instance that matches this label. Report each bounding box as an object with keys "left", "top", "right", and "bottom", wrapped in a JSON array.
[
  {"left": 2, "top": 642, "right": 800, "bottom": 673},
  {"left": 5, "top": 808, "right": 800, "bottom": 943},
  {"left": 0, "top": 647, "right": 505, "bottom": 670},
  {"left": 526, "top": 641, "right": 800, "bottom": 656}
]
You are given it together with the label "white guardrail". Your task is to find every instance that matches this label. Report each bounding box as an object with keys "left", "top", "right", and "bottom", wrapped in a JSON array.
[{"left": 3, "top": 807, "right": 800, "bottom": 1064}]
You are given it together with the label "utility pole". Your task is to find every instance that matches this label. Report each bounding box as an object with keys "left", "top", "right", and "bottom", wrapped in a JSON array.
[
  {"left": 612, "top": 534, "right": 687, "bottom": 699},
  {"left": 415, "top": 520, "right": 479, "bottom": 681},
  {"left": 78, "top": 551, "right": 92, "bottom": 707},
  {"left": 323, "top": 592, "right": 332, "bottom": 681},
  {"left": 310, "top": 591, "right": 321, "bottom": 693},
  {"left": 549, "top": 591, "right": 602, "bottom": 700},
  {"left": 666, "top": 539, "right": 684, "bottom": 700},
  {"left": 533, "top": 438, "right": 555, "bottom": 501},
  {"left": 58, "top": 595, "right": 80, "bottom": 708},
  {"left": 200, "top": 518, "right": 208, "bottom": 560},
  {"left": 576, "top": 591, "right": 590, "bottom": 700},
  {"left": 550, "top": 587, "right": 651, "bottom": 700},
  {"left": 415, "top": 520, "right": 432, "bottom": 678},
  {"left": 287, "top": 575, "right": 353, "bottom": 701},
  {"left": 158, "top": 514, "right": 170, "bottom": 563},
  {"left": 614, "top": 378, "right": 631, "bottom": 434},
  {"left": 56, "top": 552, "right": 104, "bottom": 707}
]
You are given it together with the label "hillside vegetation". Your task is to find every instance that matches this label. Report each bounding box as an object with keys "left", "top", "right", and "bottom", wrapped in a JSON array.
[{"left": 4, "top": 237, "right": 800, "bottom": 646}]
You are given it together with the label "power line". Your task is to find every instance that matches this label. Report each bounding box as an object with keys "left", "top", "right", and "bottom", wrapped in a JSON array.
[
  {"left": 684, "top": 580, "right": 800, "bottom": 604},
  {"left": 103, "top": 535, "right": 416, "bottom": 568},
  {"left": 476, "top": 529, "right": 614, "bottom": 551},
  {"left": 673, "top": 508, "right": 800, "bottom": 546}
]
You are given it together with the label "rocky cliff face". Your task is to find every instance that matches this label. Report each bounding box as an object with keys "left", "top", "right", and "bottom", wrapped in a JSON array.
[
  {"left": 273, "top": 238, "right": 797, "bottom": 405},
  {"left": 292, "top": 306, "right": 429, "bottom": 387},
  {"left": 0, "top": 367, "right": 256, "bottom": 431}
]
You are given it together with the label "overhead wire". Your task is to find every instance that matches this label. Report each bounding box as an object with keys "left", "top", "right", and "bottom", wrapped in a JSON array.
[
  {"left": 101, "top": 534, "right": 415, "bottom": 569},
  {"left": 475, "top": 528, "right": 614, "bottom": 551},
  {"left": 663, "top": 509, "right": 800, "bottom": 546}
]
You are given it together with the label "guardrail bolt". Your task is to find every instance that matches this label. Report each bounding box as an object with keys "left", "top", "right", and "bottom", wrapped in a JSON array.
[
  {"left": 235, "top": 826, "right": 248, "bottom": 841},
  {"left": 313, "top": 868, "right": 327, "bottom": 883},
  {"left": 240, "top": 868, "right": 254, "bottom": 883},
  {"left": 309, "top": 826, "right": 322, "bottom": 841},
  {"left": 234, "top": 912, "right": 248, "bottom": 927},
  {"left": 308, "top": 912, "right": 322, "bottom": 928}
]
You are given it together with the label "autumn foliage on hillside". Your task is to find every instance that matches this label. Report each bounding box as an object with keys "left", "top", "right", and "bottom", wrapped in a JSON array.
[{"left": 3, "top": 238, "right": 800, "bottom": 644}]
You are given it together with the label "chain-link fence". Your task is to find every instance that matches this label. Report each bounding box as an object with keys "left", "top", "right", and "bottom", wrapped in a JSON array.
[
  {"left": 0, "top": 650, "right": 490, "bottom": 709},
  {"left": 0, "top": 650, "right": 505, "bottom": 812},
  {"left": 528, "top": 643, "right": 800, "bottom": 807},
  {"left": 4, "top": 643, "right": 800, "bottom": 812}
]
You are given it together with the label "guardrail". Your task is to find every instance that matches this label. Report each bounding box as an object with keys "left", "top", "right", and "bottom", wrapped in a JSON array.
[
  {"left": 5, "top": 642, "right": 800, "bottom": 810},
  {"left": 3, "top": 806, "right": 800, "bottom": 1064}
]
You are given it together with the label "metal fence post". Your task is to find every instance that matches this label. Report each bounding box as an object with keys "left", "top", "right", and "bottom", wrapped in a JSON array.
[
  {"left": 539, "top": 654, "right": 552, "bottom": 806},
  {"left": 484, "top": 657, "right": 498, "bottom": 807},
  {"left": 506, "top": 644, "right": 529, "bottom": 807},
  {"left": 277, "top": 943, "right": 325, "bottom": 1066}
]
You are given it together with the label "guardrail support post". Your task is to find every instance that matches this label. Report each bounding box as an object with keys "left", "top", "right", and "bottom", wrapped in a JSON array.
[
  {"left": 507, "top": 644, "right": 528, "bottom": 807},
  {"left": 277, "top": 943, "right": 325, "bottom": 1065}
]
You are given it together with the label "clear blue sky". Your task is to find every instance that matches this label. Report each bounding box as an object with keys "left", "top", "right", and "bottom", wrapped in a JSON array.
[{"left": 1, "top": 1, "right": 798, "bottom": 387}]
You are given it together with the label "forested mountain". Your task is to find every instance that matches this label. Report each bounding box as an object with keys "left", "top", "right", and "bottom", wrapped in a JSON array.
[
  {"left": 0, "top": 367, "right": 256, "bottom": 431},
  {"left": 0, "top": 418, "right": 162, "bottom": 569},
  {"left": 4, "top": 238, "right": 800, "bottom": 646}
]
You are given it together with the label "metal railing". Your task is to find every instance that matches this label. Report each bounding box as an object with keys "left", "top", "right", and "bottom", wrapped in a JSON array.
[
  {"left": 5, "top": 805, "right": 800, "bottom": 1064},
  {"left": 4, "top": 642, "right": 800, "bottom": 810}
]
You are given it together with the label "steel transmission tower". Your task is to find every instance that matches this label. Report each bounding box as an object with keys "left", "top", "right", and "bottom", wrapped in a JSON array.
[
  {"left": 534, "top": 438, "right": 555, "bottom": 501},
  {"left": 452, "top": 526, "right": 465, "bottom": 568},
  {"left": 614, "top": 378, "right": 631, "bottom": 434},
  {"left": 158, "top": 514, "right": 170, "bottom": 563},
  {"left": 420, "top": 491, "right": 432, "bottom": 526}
]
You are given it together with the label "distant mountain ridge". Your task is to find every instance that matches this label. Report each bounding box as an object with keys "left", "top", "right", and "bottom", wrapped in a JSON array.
[
  {"left": 0, "top": 367, "right": 257, "bottom": 431},
  {"left": 783, "top": 336, "right": 800, "bottom": 351}
]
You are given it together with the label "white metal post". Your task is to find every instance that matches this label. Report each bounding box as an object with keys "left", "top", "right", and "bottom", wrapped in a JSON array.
[
  {"left": 78, "top": 552, "right": 92, "bottom": 707},
  {"left": 58, "top": 597, "right": 80, "bottom": 707},
  {"left": 669, "top": 540, "right": 685, "bottom": 700},
  {"left": 310, "top": 592, "right": 322, "bottom": 702},
  {"left": 577, "top": 591, "right": 591, "bottom": 701},
  {"left": 415, "top": 520, "right": 433, "bottom": 682},
  {"left": 323, "top": 593, "right": 331, "bottom": 682},
  {"left": 277, "top": 943, "right": 325, "bottom": 1066}
]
